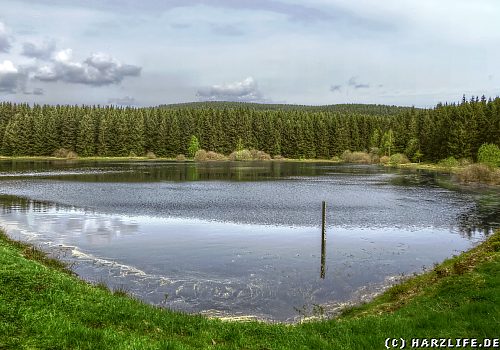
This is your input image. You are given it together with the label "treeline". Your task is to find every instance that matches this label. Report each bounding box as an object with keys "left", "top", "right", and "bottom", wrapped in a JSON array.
[
  {"left": 160, "top": 101, "right": 415, "bottom": 116},
  {"left": 0, "top": 96, "right": 499, "bottom": 161}
]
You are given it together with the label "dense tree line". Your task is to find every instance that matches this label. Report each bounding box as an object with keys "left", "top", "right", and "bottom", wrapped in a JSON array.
[
  {"left": 0, "top": 96, "right": 499, "bottom": 161},
  {"left": 160, "top": 101, "right": 415, "bottom": 116}
]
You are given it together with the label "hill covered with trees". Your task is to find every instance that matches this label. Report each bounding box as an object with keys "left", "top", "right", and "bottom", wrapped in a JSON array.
[{"left": 0, "top": 96, "right": 499, "bottom": 162}]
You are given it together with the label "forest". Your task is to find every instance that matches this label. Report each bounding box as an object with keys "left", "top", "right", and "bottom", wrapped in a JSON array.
[{"left": 0, "top": 96, "right": 499, "bottom": 162}]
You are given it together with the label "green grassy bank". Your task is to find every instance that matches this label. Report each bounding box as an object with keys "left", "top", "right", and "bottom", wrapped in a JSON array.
[{"left": 1, "top": 229, "right": 499, "bottom": 349}]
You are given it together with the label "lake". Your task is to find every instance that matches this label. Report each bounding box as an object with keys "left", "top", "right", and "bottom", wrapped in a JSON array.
[{"left": 0, "top": 160, "right": 498, "bottom": 322}]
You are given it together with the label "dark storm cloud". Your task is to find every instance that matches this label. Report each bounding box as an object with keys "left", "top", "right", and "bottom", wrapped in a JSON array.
[
  {"left": 34, "top": 50, "right": 141, "bottom": 86},
  {"left": 196, "top": 77, "right": 266, "bottom": 102}
]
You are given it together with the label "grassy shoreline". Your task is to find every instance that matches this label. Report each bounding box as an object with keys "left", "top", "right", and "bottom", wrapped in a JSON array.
[
  {"left": 1, "top": 228, "right": 499, "bottom": 349},
  {"left": 0, "top": 155, "right": 346, "bottom": 162}
]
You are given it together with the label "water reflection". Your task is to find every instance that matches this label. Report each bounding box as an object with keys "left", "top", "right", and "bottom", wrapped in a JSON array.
[
  {"left": 0, "top": 161, "right": 499, "bottom": 321},
  {"left": 0, "top": 200, "right": 483, "bottom": 322}
]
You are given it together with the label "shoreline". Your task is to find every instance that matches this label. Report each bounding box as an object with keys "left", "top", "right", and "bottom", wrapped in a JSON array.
[{"left": 1, "top": 226, "right": 498, "bottom": 348}]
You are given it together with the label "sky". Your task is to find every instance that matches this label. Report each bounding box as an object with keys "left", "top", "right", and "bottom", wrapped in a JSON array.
[{"left": 0, "top": 0, "right": 499, "bottom": 107}]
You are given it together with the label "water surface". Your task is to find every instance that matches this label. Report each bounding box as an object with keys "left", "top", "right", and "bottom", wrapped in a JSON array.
[{"left": 0, "top": 160, "right": 498, "bottom": 321}]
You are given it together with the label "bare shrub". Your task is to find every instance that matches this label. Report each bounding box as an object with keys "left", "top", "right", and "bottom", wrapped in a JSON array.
[
  {"left": 457, "top": 163, "right": 500, "bottom": 185},
  {"left": 146, "top": 151, "right": 156, "bottom": 159},
  {"left": 341, "top": 150, "right": 371, "bottom": 164},
  {"left": 66, "top": 151, "right": 78, "bottom": 159},
  {"left": 255, "top": 150, "right": 271, "bottom": 160},
  {"left": 53, "top": 148, "right": 69, "bottom": 158},
  {"left": 390, "top": 153, "right": 410, "bottom": 165},
  {"left": 250, "top": 149, "right": 259, "bottom": 159},
  {"left": 128, "top": 151, "right": 137, "bottom": 158},
  {"left": 380, "top": 155, "right": 390, "bottom": 164},
  {"left": 273, "top": 155, "right": 285, "bottom": 160},
  {"left": 175, "top": 154, "right": 186, "bottom": 161},
  {"left": 206, "top": 151, "right": 227, "bottom": 160},
  {"left": 194, "top": 149, "right": 207, "bottom": 161}
]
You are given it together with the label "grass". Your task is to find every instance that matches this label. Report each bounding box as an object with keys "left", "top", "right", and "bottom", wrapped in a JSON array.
[
  {"left": 1, "top": 229, "right": 499, "bottom": 349},
  {"left": 396, "top": 162, "right": 500, "bottom": 185}
]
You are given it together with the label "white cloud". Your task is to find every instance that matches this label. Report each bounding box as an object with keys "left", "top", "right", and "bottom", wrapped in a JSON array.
[
  {"left": 0, "top": 22, "right": 12, "bottom": 53},
  {"left": 0, "top": 60, "right": 23, "bottom": 93},
  {"left": 34, "top": 49, "right": 141, "bottom": 86},
  {"left": 196, "top": 77, "right": 266, "bottom": 102}
]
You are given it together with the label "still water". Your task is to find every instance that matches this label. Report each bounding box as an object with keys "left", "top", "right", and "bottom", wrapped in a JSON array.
[{"left": 0, "top": 160, "right": 498, "bottom": 322}]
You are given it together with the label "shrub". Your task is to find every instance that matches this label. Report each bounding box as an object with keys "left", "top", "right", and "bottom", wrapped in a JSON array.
[
  {"left": 175, "top": 154, "right": 186, "bottom": 161},
  {"left": 379, "top": 155, "right": 390, "bottom": 164},
  {"left": 255, "top": 150, "right": 271, "bottom": 160},
  {"left": 273, "top": 155, "right": 285, "bottom": 160},
  {"left": 250, "top": 149, "right": 259, "bottom": 159},
  {"left": 128, "top": 151, "right": 137, "bottom": 158},
  {"left": 53, "top": 148, "right": 70, "bottom": 158},
  {"left": 187, "top": 135, "right": 200, "bottom": 158},
  {"left": 146, "top": 151, "right": 156, "bottom": 159},
  {"left": 205, "top": 151, "right": 227, "bottom": 160},
  {"left": 341, "top": 150, "right": 371, "bottom": 164},
  {"left": 229, "top": 149, "right": 252, "bottom": 161},
  {"left": 389, "top": 153, "right": 410, "bottom": 165},
  {"left": 66, "top": 151, "right": 78, "bottom": 159},
  {"left": 477, "top": 143, "right": 500, "bottom": 167},
  {"left": 438, "top": 156, "right": 459, "bottom": 168},
  {"left": 194, "top": 149, "right": 207, "bottom": 161},
  {"left": 459, "top": 158, "right": 472, "bottom": 166},
  {"left": 457, "top": 163, "right": 500, "bottom": 185}
]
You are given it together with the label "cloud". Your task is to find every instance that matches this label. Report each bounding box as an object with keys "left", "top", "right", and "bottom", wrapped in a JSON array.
[
  {"left": 348, "top": 76, "right": 370, "bottom": 89},
  {"left": 196, "top": 77, "right": 266, "bottom": 102},
  {"left": 0, "top": 22, "right": 12, "bottom": 53},
  {"left": 20, "top": 0, "right": 334, "bottom": 23},
  {"left": 210, "top": 24, "right": 244, "bottom": 36},
  {"left": 34, "top": 49, "right": 141, "bottom": 86},
  {"left": 0, "top": 60, "right": 24, "bottom": 93},
  {"left": 32, "top": 87, "right": 44, "bottom": 95},
  {"left": 108, "top": 96, "right": 136, "bottom": 106},
  {"left": 330, "top": 84, "right": 342, "bottom": 93},
  {"left": 21, "top": 40, "right": 56, "bottom": 59}
]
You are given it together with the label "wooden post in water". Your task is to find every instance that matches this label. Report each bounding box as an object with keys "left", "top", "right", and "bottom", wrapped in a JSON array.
[{"left": 320, "top": 201, "right": 326, "bottom": 279}]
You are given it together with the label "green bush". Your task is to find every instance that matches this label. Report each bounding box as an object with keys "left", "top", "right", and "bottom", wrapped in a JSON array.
[
  {"left": 438, "top": 156, "right": 459, "bottom": 168},
  {"left": 187, "top": 135, "right": 200, "bottom": 158},
  {"left": 478, "top": 143, "right": 500, "bottom": 167},
  {"left": 389, "top": 153, "right": 410, "bottom": 165},
  {"left": 229, "top": 149, "right": 252, "bottom": 161}
]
